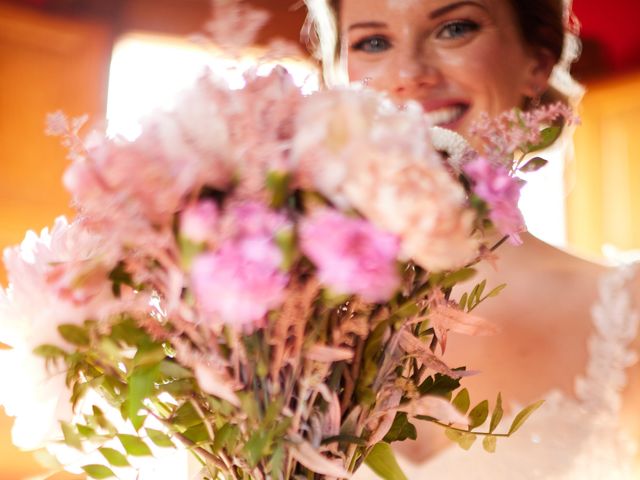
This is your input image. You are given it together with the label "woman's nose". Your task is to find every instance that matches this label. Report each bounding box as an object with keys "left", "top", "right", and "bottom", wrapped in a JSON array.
[{"left": 390, "top": 52, "right": 441, "bottom": 99}]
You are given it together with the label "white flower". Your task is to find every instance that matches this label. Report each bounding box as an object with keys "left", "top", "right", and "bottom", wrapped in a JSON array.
[{"left": 430, "top": 126, "right": 474, "bottom": 172}]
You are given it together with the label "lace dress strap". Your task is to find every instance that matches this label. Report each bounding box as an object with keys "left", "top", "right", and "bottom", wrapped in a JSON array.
[{"left": 574, "top": 264, "right": 639, "bottom": 417}]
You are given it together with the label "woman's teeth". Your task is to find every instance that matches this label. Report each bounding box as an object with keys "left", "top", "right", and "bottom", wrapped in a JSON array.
[{"left": 425, "top": 105, "right": 466, "bottom": 126}]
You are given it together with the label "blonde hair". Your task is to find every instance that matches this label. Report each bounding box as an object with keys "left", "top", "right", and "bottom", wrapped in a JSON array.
[{"left": 302, "top": 0, "right": 346, "bottom": 87}]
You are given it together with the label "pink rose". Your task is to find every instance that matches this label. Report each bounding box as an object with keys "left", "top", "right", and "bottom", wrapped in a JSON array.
[
  {"left": 191, "top": 236, "right": 288, "bottom": 332},
  {"left": 300, "top": 210, "right": 400, "bottom": 303}
]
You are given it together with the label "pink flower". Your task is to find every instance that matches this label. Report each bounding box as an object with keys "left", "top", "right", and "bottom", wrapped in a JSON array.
[
  {"left": 464, "top": 156, "right": 525, "bottom": 244},
  {"left": 469, "top": 102, "right": 576, "bottom": 165},
  {"left": 191, "top": 236, "right": 288, "bottom": 332},
  {"left": 226, "top": 201, "right": 290, "bottom": 240},
  {"left": 300, "top": 210, "right": 400, "bottom": 302},
  {"left": 180, "top": 200, "right": 219, "bottom": 244}
]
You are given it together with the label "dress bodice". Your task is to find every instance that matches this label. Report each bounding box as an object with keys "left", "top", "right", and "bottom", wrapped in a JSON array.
[{"left": 353, "top": 264, "right": 639, "bottom": 480}]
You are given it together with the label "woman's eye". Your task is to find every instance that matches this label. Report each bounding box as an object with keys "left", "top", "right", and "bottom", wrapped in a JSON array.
[
  {"left": 351, "top": 36, "right": 392, "bottom": 53},
  {"left": 437, "top": 20, "right": 479, "bottom": 40}
]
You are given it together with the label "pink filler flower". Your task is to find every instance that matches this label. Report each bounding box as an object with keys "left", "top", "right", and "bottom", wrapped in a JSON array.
[{"left": 464, "top": 156, "right": 525, "bottom": 244}]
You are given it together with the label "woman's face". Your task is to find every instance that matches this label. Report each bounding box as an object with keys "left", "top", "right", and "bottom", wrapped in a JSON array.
[{"left": 340, "top": 0, "right": 552, "bottom": 136}]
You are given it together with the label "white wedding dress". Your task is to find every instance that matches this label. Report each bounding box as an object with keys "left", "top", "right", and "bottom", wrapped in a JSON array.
[{"left": 353, "top": 264, "right": 639, "bottom": 480}]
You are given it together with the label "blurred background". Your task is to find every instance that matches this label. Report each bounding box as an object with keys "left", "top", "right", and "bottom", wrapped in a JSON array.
[{"left": 0, "top": 0, "right": 639, "bottom": 478}]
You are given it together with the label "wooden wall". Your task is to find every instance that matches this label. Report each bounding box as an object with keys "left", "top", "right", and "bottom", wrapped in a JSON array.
[{"left": 568, "top": 71, "right": 640, "bottom": 256}]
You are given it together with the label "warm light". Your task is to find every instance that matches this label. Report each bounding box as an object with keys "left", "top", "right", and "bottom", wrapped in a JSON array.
[
  {"left": 519, "top": 141, "right": 567, "bottom": 248},
  {"left": 106, "top": 32, "right": 319, "bottom": 140}
]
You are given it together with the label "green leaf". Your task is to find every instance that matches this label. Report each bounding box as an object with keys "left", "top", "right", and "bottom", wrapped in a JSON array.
[
  {"left": 468, "top": 400, "right": 489, "bottom": 430},
  {"left": 159, "top": 360, "right": 193, "bottom": 380},
  {"left": 99, "top": 447, "right": 130, "bottom": 467},
  {"left": 444, "top": 427, "right": 463, "bottom": 443},
  {"left": 58, "top": 324, "right": 90, "bottom": 347},
  {"left": 61, "top": 422, "right": 82, "bottom": 450},
  {"left": 109, "top": 261, "right": 137, "bottom": 298},
  {"left": 244, "top": 430, "right": 270, "bottom": 468},
  {"left": 489, "top": 393, "right": 503, "bottom": 434},
  {"left": 383, "top": 412, "right": 417, "bottom": 443},
  {"left": 269, "top": 443, "right": 286, "bottom": 479},
  {"left": 82, "top": 464, "right": 116, "bottom": 479},
  {"left": 183, "top": 423, "right": 211, "bottom": 444},
  {"left": 33, "top": 344, "right": 67, "bottom": 359},
  {"left": 485, "top": 283, "right": 508, "bottom": 299},
  {"left": 110, "top": 316, "right": 149, "bottom": 346},
  {"left": 117, "top": 434, "right": 152, "bottom": 457},
  {"left": 418, "top": 373, "right": 461, "bottom": 398},
  {"left": 172, "top": 402, "right": 203, "bottom": 430},
  {"left": 146, "top": 428, "right": 175, "bottom": 448},
  {"left": 77, "top": 424, "right": 96, "bottom": 438},
  {"left": 178, "top": 236, "right": 205, "bottom": 271},
  {"left": 266, "top": 170, "right": 290, "bottom": 209},
  {"left": 441, "top": 268, "right": 477, "bottom": 289},
  {"left": 321, "top": 434, "right": 367, "bottom": 446},
  {"left": 212, "top": 423, "right": 240, "bottom": 454},
  {"left": 275, "top": 228, "right": 297, "bottom": 271},
  {"left": 133, "top": 344, "right": 166, "bottom": 368},
  {"left": 519, "top": 156, "right": 548, "bottom": 173},
  {"left": 459, "top": 292, "right": 468, "bottom": 311},
  {"left": 364, "top": 442, "right": 408, "bottom": 480},
  {"left": 482, "top": 435, "right": 497, "bottom": 453},
  {"left": 525, "top": 126, "right": 562, "bottom": 153},
  {"left": 508, "top": 400, "right": 545, "bottom": 435},
  {"left": 458, "top": 432, "right": 477, "bottom": 450},
  {"left": 127, "top": 364, "right": 160, "bottom": 430},
  {"left": 452, "top": 388, "right": 470, "bottom": 414}
]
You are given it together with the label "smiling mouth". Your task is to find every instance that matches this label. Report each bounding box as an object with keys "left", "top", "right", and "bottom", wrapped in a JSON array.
[{"left": 424, "top": 104, "right": 469, "bottom": 128}]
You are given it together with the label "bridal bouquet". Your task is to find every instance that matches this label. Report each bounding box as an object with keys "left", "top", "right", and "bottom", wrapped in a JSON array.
[{"left": 0, "top": 65, "right": 572, "bottom": 480}]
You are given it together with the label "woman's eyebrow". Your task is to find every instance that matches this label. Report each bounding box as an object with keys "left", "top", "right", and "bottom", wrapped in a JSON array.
[
  {"left": 348, "top": 21, "right": 387, "bottom": 31},
  {"left": 429, "top": 1, "right": 488, "bottom": 19}
]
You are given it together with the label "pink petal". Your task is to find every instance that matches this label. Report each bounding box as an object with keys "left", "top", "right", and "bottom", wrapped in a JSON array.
[
  {"left": 305, "top": 345, "right": 354, "bottom": 363},
  {"left": 290, "top": 437, "right": 350, "bottom": 478},
  {"left": 194, "top": 362, "right": 240, "bottom": 407}
]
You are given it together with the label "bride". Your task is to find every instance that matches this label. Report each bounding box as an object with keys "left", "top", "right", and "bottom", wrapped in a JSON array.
[{"left": 304, "top": 0, "right": 640, "bottom": 477}]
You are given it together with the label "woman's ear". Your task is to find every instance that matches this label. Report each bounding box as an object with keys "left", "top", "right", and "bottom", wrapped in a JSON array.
[{"left": 522, "top": 47, "right": 557, "bottom": 98}]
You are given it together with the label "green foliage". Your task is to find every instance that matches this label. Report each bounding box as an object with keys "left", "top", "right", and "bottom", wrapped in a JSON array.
[
  {"left": 452, "top": 388, "right": 470, "bottom": 414},
  {"left": 61, "top": 422, "right": 82, "bottom": 450},
  {"left": 483, "top": 435, "right": 497, "bottom": 453},
  {"left": 266, "top": 171, "right": 291, "bottom": 209},
  {"left": 468, "top": 400, "right": 489, "bottom": 430},
  {"left": 489, "top": 393, "right": 503, "bottom": 434},
  {"left": 508, "top": 400, "right": 545, "bottom": 435},
  {"left": 99, "top": 447, "right": 130, "bottom": 467},
  {"left": 117, "top": 434, "right": 153, "bottom": 457},
  {"left": 383, "top": 413, "right": 417, "bottom": 443},
  {"left": 82, "top": 464, "right": 116, "bottom": 479},
  {"left": 108, "top": 261, "right": 139, "bottom": 298},
  {"left": 58, "top": 324, "right": 90, "bottom": 347},
  {"left": 520, "top": 157, "right": 549, "bottom": 173},
  {"left": 418, "top": 373, "right": 461, "bottom": 398},
  {"left": 460, "top": 281, "right": 507, "bottom": 313},
  {"left": 440, "top": 268, "right": 477, "bottom": 289},
  {"left": 524, "top": 126, "right": 562, "bottom": 154},
  {"left": 145, "top": 428, "right": 175, "bottom": 448},
  {"left": 365, "top": 442, "right": 408, "bottom": 480}
]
